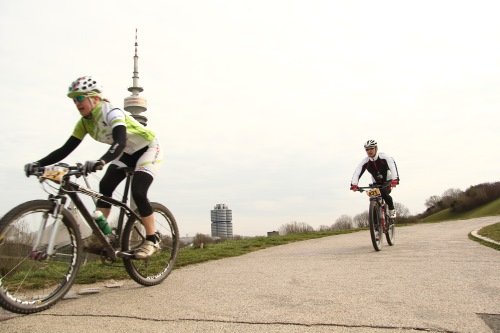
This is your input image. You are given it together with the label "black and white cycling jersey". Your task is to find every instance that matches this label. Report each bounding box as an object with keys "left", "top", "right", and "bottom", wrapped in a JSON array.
[{"left": 351, "top": 152, "right": 400, "bottom": 186}]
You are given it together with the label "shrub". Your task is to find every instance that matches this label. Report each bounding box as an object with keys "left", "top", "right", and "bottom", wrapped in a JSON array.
[
  {"left": 192, "top": 233, "right": 214, "bottom": 249},
  {"left": 452, "top": 182, "right": 500, "bottom": 213},
  {"left": 331, "top": 215, "right": 353, "bottom": 230}
]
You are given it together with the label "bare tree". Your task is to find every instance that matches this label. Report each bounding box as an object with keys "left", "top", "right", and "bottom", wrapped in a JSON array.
[
  {"left": 353, "top": 211, "right": 369, "bottom": 228},
  {"left": 394, "top": 202, "right": 410, "bottom": 218},
  {"left": 442, "top": 188, "right": 462, "bottom": 199},
  {"left": 440, "top": 188, "right": 463, "bottom": 208},
  {"left": 425, "top": 195, "right": 441, "bottom": 209},
  {"left": 318, "top": 225, "right": 332, "bottom": 232},
  {"left": 331, "top": 215, "right": 353, "bottom": 230},
  {"left": 279, "top": 221, "right": 314, "bottom": 235}
]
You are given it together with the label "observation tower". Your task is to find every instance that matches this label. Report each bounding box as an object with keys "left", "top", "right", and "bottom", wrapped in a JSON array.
[{"left": 124, "top": 29, "right": 148, "bottom": 125}]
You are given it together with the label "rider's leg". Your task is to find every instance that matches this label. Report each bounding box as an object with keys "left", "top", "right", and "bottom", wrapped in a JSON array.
[
  {"left": 131, "top": 171, "right": 160, "bottom": 258},
  {"left": 130, "top": 139, "right": 163, "bottom": 258},
  {"left": 131, "top": 171, "right": 155, "bottom": 234},
  {"left": 381, "top": 187, "right": 396, "bottom": 218},
  {"left": 97, "top": 164, "right": 126, "bottom": 218},
  {"left": 380, "top": 187, "right": 395, "bottom": 210}
]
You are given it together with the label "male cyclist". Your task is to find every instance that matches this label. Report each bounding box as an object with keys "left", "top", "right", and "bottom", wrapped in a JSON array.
[
  {"left": 24, "top": 76, "right": 163, "bottom": 259},
  {"left": 350, "top": 140, "right": 400, "bottom": 218}
]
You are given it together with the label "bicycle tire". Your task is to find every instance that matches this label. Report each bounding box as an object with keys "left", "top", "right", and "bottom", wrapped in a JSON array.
[
  {"left": 368, "top": 200, "right": 383, "bottom": 251},
  {"left": 0, "top": 200, "right": 82, "bottom": 314},
  {"left": 385, "top": 215, "right": 396, "bottom": 246},
  {"left": 122, "top": 202, "right": 179, "bottom": 286}
]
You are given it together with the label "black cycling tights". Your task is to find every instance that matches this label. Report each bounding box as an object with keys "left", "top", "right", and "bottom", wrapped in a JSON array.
[
  {"left": 380, "top": 187, "right": 395, "bottom": 210},
  {"left": 97, "top": 163, "right": 154, "bottom": 217}
]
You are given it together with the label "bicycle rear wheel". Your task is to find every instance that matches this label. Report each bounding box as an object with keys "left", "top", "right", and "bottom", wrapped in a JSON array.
[
  {"left": 0, "top": 200, "right": 82, "bottom": 314},
  {"left": 122, "top": 202, "right": 179, "bottom": 286},
  {"left": 368, "top": 200, "right": 383, "bottom": 251}
]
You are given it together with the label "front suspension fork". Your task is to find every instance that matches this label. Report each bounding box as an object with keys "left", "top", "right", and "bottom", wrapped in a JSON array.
[{"left": 30, "top": 197, "right": 66, "bottom": 260}]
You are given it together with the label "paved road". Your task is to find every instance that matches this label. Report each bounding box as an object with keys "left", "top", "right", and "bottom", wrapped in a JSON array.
[{"left": 1, "top": 217, "right": 499, "bottom": 333}]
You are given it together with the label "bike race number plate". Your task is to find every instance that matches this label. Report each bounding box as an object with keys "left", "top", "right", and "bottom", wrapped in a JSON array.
[
  {"left": 366, "top": 188, "right": 381, "bottom": 198},
  {"left": 41, "top": 166, "right": 69, "bottom": 183}
]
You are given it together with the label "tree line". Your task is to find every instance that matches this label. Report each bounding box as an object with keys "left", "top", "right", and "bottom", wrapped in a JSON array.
[{"left": 422, "top": 181, "right": 500, "bottom": 216}]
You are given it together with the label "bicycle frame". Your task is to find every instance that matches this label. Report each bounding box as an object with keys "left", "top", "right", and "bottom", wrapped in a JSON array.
[
  {"left": 370, "top": 194, "right": 388, "bottom": 232},
  {"left": 356, "top": 182, "right": 395, "bottom": 250},
  {"left": 45, "top": 168, "right": 141, "bottom": 261}
]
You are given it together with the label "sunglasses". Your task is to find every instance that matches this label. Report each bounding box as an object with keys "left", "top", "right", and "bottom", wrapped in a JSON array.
[
  {"left": 365, "top": 147, "right": 376, "bottom": 151},
  {"left": 73, "top": 95, "right": 87, "bottom": 103}
]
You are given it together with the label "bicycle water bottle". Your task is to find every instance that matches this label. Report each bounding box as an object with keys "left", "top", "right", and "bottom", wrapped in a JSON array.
[{"left": 93, "top": 210, "right": 112, "bottom": 235}]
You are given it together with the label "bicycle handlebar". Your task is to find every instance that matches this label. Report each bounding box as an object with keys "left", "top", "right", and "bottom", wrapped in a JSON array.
[
  {"left": 27, "top": 163, "right": 86, "bottom": 179},
  {"left": 355, "top": 181, "right": 392, "bottom": 193}
]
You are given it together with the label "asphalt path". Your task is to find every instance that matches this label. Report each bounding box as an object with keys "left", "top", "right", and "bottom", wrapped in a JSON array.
[{"left": 1, "top": 217, "right": 499, "bottom": 333}]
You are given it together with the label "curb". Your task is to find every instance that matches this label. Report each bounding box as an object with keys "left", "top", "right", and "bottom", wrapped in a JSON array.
[{"left": 470, "top": 229, "right": 500, "bottom": 246}]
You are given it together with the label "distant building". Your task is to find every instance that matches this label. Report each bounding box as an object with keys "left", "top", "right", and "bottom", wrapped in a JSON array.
[{"left": 211, "top": 204, "right": 233, "bottom": 239}]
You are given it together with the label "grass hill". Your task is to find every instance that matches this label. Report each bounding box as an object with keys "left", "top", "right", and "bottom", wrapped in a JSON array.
[{"left": 422, "top": 197, "right": 500, "bottom": 223}]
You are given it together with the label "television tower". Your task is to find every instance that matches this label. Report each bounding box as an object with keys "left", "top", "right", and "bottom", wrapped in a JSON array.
[{"left": 124, "top": 29, "right": 148, "bottom": 125}]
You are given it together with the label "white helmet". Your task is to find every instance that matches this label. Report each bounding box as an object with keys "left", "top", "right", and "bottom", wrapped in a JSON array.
[
  {"left": 364, "top": 139, "right": 377, "bottom": 149},
  {"left": 67, "top": 76, "right": 103, "bottom": 98}
]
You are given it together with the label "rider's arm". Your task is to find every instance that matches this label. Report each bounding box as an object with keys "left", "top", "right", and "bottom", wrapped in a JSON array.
[
  {"left": 378, "top": 153, "right": 399, "bottom": 182},
  {"left": 98, "top": 125, "right": 127, "bottom": 163},
  {"left": 36, "top": 136, "right": 82, "bottom": 167},
  {"left": 386, "top": 154, "right": 400, "bottom": 181},
  {"left": 350, "top": 158, "right": 369, "bottom": 185}
]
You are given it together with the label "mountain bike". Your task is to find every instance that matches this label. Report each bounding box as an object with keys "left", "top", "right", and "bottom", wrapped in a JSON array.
[
  {"left": 0, "top": 163, "right": 179, "bottom": 314},
  {"left": 355, "top": 182, "right": 395, "bottom": 251}
]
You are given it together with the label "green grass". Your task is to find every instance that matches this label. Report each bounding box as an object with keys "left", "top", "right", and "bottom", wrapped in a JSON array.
[
  {"left": 479, "top": 222, "right": 500, "bottom": 242},
  {"left": 422, "top": 197, "right": 500, "bottom": 223},
  {"left": 468, "top": 222, "right": 500, "bottom": 251}
]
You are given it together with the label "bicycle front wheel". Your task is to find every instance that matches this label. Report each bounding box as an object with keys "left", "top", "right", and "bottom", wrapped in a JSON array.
[
  {"left": 0, "top": 200, "right": 82, "bottom": 314},
  {"left": 385, "top": 213, "right": 396, "bottom": 246},
  {"left": 368, "top": 200, "right": 383, "bottom": 251},
  {"left": 122, "top": 202, "right": 179, "bottom": 286}
]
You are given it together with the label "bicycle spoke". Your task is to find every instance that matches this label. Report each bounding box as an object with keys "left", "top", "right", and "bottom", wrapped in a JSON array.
[{"left": 123, "top": 202, "right": 178, "bottom": 286}]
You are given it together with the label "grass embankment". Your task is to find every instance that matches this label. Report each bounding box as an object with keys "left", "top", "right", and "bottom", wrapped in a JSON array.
[
  {"left": 422, "top": 197, "right": 500, "bottom": 223},
  {"left": 76, "top": 229, "right": 357, "bottom": 284},
  {"left": 471, "top": 222, "right": 500, "bottom": 251}
]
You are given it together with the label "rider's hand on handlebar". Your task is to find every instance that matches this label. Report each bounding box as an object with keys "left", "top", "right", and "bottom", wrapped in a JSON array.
[
  {"left": 350, "top": 184, "right": 359, "bottom": 191},
  {"left": 83, "top": 160, "right": 104, "bottom": 175},
  {"left": 24, "top": 162, "right": 39, "bottom": 177},
  {"left": 391, "top": 179, "right": 399, "bottom": 188}
]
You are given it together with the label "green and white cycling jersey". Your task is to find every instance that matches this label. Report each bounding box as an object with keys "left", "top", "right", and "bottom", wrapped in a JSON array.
[{"left": 72, "top": 101, "right": 155, "bottom": 154}]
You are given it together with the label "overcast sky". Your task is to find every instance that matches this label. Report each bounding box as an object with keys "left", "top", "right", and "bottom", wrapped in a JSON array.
[{"left": 1, "top": 0, "right": 498, "bottom": 236}]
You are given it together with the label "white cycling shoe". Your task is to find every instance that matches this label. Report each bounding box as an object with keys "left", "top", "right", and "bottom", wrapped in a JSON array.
[{"left": 134, "top": 240, "right": 160, "bottom": 259}]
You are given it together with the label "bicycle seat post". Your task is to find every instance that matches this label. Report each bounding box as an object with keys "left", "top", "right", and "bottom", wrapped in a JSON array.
[
  {"left": 115, "top": 167, "right": 135, "bottom": 236},
  {"left": 121, "top": 168, "right": 135, "bottom": 205}
]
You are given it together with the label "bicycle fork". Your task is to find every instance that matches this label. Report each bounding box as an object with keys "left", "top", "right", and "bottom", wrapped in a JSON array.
[
  {"left": 30, "top": 197, "right": 66, "bottom": 260},
  {"left": 379, "top": 200, "right": 388, "bottom": 232}
]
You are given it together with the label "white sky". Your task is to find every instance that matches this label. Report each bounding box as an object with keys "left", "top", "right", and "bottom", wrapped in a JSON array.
[{"left": 0, "top": 0, "right": 498, "bottom": 237}]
